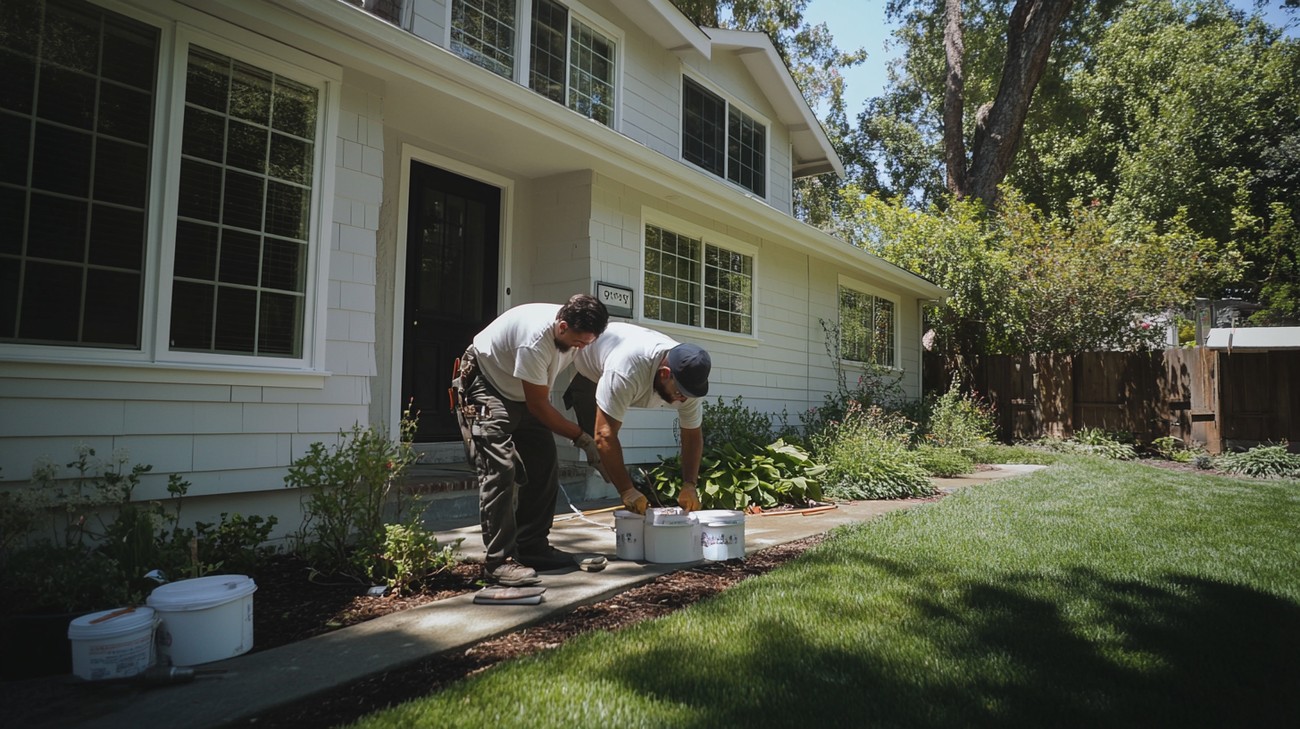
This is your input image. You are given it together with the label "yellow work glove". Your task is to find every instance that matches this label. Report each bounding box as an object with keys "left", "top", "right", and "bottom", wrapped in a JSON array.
[
  {"left": 620, "top": 489, "right": 649, "bottom": 515},
  {"left": 678, "top": 483, "right": 702, "bottom": 512},
  {"left": 573, "top": 433, "right": 611, "bottom": 482}
]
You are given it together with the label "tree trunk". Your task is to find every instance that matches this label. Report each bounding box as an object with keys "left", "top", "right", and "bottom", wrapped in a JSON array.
[
  {"left": 944, "top": 0, "right": 1074, "bottom": 207},
  {"left": 943, "top": 0, "right": 969, "bottom": 197}
]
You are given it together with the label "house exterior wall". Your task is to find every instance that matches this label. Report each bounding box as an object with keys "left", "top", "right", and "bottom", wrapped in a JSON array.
[{"left": 1, "top": 0, "right": 941, "bottom": 533}]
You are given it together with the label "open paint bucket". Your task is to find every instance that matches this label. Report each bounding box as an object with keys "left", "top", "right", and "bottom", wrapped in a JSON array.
[
  {"left": 614, "top": 509, "right": 644, "bottom": 560},
  {"left": 67, "top": 606, "right": 157, "bottom": 681},
  {"left": 692, "top": 509, "right": 746, "bottom": 561},
  {"left": 147, "top": 575, "right": 256, "bottom": 666}
]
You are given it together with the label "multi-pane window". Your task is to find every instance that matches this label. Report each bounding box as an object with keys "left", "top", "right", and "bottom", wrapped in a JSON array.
[
  {"left": 1, "top": 0, "right": 327, "bottom": 364},
  {"left": 681, "top": 76, "right": 766, "bottom": 197},
  {"left": 529, "top": 0, "right": 615, "bottom": 127},
  {"left": 170, "top": 47, "right": 318, "bottom": 357},
  {"left": 839, "top": 286, "right": 896, "bottom": 368},
  {"left": 644, "top": 223, "right": 753, "bottom": 335},
  {"left": 451, "top": 0, "right": 517, "bottom": 79},
  {"left": 1, "top": 0, "right": 159, "bottom": 348}
]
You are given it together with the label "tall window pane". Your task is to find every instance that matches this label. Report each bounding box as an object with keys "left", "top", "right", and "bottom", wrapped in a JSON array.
[
  {"left": 681, "top": 77, "right": 725, "bottom": 178},
  {"left": 529, "top": 0, "right": 566, "bottom": 104},
  {"left": 681, "top": 76, "right": 766, "bottom": 197},
  {"left": 0, "top": 0, "right": 158, "bottom": 348},
  {"left": 451, "top": 0, "right": 517, "bottom": 79},
  {"left": 170, "top": 46, "right": 316, "bottom": 358},
  {"left": 839, "top": 286, "right": 896, "bottom": 368}
]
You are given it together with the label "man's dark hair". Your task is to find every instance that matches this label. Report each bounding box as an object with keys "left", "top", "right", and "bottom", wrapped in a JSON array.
[{"left": 557, "top": 293, "right": 609, "bottom": 335}]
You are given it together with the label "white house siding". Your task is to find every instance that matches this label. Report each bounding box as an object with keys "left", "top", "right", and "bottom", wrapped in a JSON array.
[
  {"left": 0, "top": 3, "right": 383, "bottom": 538},
  {"left": 575, "top": 171, "right": 926, "bottom": 464},
  {"left": 408, "top": 0, "right": 449, "bottom": 42}
]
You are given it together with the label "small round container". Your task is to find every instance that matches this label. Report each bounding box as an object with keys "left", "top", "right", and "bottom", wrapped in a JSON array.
[
  {"left": 147, "top": 575, "right": 256, "bottom": 666},
  {"left": 691, "top": 510, "right": 746, "bottom": 560},
  {"left": 68, "top": 607, "right": 157, "bottom": 681}
]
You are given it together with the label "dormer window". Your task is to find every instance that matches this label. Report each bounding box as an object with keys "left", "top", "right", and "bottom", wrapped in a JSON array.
[{"left": 681, "top": 76, "right": 766, "bottom": 197}]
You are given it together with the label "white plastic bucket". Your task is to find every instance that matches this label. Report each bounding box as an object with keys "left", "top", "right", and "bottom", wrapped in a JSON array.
[
  {"left": 614, "top": 509, "right": 644, "bottom": 561},
  {"left": 692, "top": 510, "right": 746, "bottom": 561},
  {"left": 643, "top": 522, "right": 701, "bottom": 563},
  {"left": 67, "top": 607, "right": 157, "bottom": 681},
  {"left": 147, "top": 575, "right": 256, "bottom": 666}
]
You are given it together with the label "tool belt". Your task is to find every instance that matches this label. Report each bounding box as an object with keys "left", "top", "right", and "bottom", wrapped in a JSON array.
[{"left": 449, "top": 347, "right": 489, "bottom": 422}]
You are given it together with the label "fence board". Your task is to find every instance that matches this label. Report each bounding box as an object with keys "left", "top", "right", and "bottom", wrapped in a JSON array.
[{"left": 927, "top": 349, "right": 1299, "bottom": 453}]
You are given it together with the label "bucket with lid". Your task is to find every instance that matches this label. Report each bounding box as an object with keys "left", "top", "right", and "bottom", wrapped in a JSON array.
[
  {"left": 691, "top": 509, "right": 746, "bottom": 560},
  {"left": 147, "top": 574, "right": 256, "bottom": 666},
  {"left": 613, "top": 509, "right": 644, "bottom": 560},
  {"left": 67, "top": 606, "right": 157, "bottom": 681}
]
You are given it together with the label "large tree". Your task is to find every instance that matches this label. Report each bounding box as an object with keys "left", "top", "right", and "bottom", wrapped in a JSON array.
[{"left": 941, "top": 0, "right": 1074, "bottom": 206}]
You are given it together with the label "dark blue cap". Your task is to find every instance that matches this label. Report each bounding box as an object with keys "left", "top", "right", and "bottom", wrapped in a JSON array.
[{"left": 667, "top": 343, "right": 711, "bottom": 398}]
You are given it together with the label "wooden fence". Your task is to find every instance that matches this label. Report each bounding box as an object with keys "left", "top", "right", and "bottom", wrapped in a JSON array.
[{"left": 925, "top": 349, "right": 1299, "bottom": 453}]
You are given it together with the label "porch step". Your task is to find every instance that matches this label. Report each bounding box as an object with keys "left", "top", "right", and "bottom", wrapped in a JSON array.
[{"left": 400, "top": 462, "right": 615, "bottom": 531}]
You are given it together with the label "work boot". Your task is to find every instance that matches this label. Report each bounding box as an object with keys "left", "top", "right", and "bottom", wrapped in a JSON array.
[
  {"left": 516, "top": 544, "right": 578, "bottom": 572},
  {"left": 482, "top": 559, "right": 541, "bottom": 586}
]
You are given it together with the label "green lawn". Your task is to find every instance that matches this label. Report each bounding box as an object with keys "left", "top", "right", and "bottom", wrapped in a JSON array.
[{"left": 352, "top": 455, "right": 1300, "bottom": 728}]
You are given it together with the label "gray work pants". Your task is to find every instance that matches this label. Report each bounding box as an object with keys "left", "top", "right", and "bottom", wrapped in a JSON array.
[{"left": 457, "top": 353, "right": 560, "bottom": 566}]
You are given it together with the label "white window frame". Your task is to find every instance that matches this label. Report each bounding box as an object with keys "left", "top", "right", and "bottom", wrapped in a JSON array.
[
  {"left": 640, "top": 211, "right": 758, "bottom": 340},
  {"left": 0, "top": 0, "right": 340, "bottom": 380},
  {"left": 447, "top": 0, "right": 622, "bottom": 128},
  {"left": 837, "top": 275, "right": 900, "bottom": 370},
  {"left": 679, "top": 72, "right": 770, "bottom": 199}
]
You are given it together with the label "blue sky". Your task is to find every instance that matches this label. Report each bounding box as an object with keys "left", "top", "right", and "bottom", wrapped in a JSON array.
[{"left": 801, "top": 0, "right": 1299, "bottom": 111}]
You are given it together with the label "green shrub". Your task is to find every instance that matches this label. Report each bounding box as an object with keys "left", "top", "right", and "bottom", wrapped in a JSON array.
[
  {"left": 284, "top": 409, "right": 431, "bottom": 583},
  {"left": 646, "top": 439, "right": 826, "bottom": 510},
  {"left": 702, "top": 395, "right": 774, "bottom": 453},
  {"left": 1215, "top": 443, "right": 1300, "bottom": 479},
  {"left": 1, "top": 447, "right": 276, "bottom": 615},
  {"left": 378, "top": 522, "right": 461, "bottom": 596},
  {"left": 1149, "top": 436, "right": 1197, "bottom": 463},
  {"left": 812, "top": 402, "right": 934, "bottom": 500},
  {"left": 921, "top": 381, "right": 997, "bottom": 451},
  {"left": 1036, "top": 429, "right": 1137, "bottom": 460},
  {"left": 912, "top": 445, "right": 976, "bottom": 477}
]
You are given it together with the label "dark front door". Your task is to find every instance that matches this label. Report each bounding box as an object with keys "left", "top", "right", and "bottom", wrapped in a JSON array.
[{"left": 401, "top": 162, "right": 500, "bottom": 442}]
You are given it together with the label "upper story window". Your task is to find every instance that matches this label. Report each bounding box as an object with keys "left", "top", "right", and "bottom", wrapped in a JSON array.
[
  {"left": 1, "top": 0, "right": 333, "bottom": 367},
  {"left": 451, "top": 0, "right": 517, "bottom": 79},
  {"left": 681, "top": 76, "right": 767, "bottom": 197},
  {"left": 644, "top": 222, "right": 753, "bottom": 335},
  {"left": 839, "top": 284, "right": 897, "bottom": 368},
  {"left": 451, "top": 0, "right": 618, "bottom": 126},
  {"left": 529, "top": 0, "right": 615, "bottom": 127}
]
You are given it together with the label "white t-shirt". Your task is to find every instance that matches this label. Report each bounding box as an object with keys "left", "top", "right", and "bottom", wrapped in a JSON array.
[
  {"left": 572, "top": 323, "right": 703, "bottom": 429},
  {"left": 472, "top": 303, "right": 573, "bottom": 402}
]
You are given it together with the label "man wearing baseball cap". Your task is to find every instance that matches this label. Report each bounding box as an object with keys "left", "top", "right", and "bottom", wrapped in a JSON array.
[{"left": 565, "top": 323, "right": 711, "bottom": 515}]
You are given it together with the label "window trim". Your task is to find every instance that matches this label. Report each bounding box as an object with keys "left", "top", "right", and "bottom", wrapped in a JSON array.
[
  {"left": 640, "top": 210, "right": 759, "bottom": 341},
  {"left": 0, "top": 1, "right": 341, "bottom": 378},
  {"left": 837, "top": 275, "right": 901, "bottom": 371},
  {"left": 679, "top": 72, "right": 770, "bottom": 199}
]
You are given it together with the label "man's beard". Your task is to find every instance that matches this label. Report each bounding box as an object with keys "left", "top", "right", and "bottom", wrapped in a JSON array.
[
  {"left": 554, "top": 337, "right": 571, "bottom": 353},
  {"left": 652, "top": 375, "right": 673, "bottom": 404}
]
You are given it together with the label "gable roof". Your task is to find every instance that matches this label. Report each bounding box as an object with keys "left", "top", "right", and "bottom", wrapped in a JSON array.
[{"left": 703, "top": 27, "right": 844, "bottom": 179}]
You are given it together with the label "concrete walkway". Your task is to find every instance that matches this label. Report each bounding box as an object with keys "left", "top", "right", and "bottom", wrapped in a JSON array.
[{"left": 30, "top": 465, "right": 1044, "bottom": 729}]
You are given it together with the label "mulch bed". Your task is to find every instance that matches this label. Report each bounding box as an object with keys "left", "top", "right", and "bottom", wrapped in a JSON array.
[{"left": 236, "top": 533, "right": 828, "bottom": 728}]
